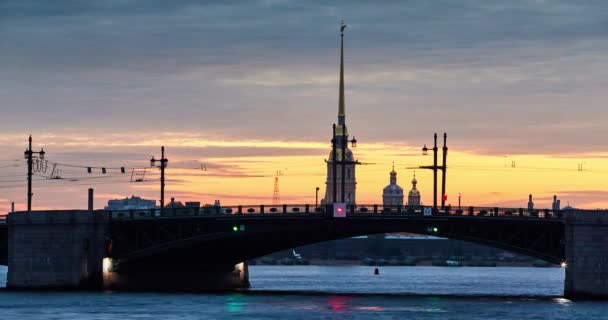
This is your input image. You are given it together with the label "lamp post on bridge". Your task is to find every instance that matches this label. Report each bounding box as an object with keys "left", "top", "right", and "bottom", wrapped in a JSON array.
[
  {"left": 417, "top": 133, "right": 448, "bottom": 212},
  {"left": 150, "top": 146, "right": 169, "bottom": 213},
  {"left": 24, "top": 135, "right": 45, "bottom": 212}
]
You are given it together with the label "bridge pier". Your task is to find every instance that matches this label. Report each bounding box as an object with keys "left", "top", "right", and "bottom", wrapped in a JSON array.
[
  {"left": 6, "top": 210, "right": 250, "bottom": 291},
  {"left": 103, "top": 261, "right": 249, "bottom": 291},
  {"left": 7, "top": 210, "right": 109, "bottom": 290},
  {"left": 565, "top": 210, "right": 608, "bottom": 299}
]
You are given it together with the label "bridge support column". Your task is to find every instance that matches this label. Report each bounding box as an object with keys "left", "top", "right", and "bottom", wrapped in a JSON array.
[
  {"left": 103, "top": 262, "right": 249, "bottom": 291},
  {"left": 7, "top": 210, "right": 109, "bottom": 290},
  {"left": 565, "top": 210, "right": 608, "bottom": 299}
]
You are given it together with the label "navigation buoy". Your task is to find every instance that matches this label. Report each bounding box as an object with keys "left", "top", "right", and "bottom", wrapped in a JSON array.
[{"left": 374, "top": 268, "right": 379, "bottom": 275}]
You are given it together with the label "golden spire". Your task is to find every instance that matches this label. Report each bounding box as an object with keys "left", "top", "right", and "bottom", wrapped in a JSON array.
[{"left": 338, "top": 20, "right": 346, "bottom": 126}]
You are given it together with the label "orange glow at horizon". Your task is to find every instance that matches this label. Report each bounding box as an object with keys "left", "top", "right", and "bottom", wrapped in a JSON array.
[
  {"left": 160, "top": 143, "right": 608, "bottom": 210},
  {"left": 1, "top": 138, "right": 607, "bottom": 213}
]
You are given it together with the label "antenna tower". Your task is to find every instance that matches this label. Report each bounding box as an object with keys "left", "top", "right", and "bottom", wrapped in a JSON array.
[{"left": 273, "top": 170, "right": 280, "bottom": 205}]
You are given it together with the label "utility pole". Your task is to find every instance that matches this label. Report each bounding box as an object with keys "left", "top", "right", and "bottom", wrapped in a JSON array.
[
  {"left": 273, "top": 172, "right": 280, "bottom": 205},
  {"left": 433, "top": 133, "right": 438, "bottom": 210},
  {"left": 150, "top": 146, "right": 168, "bottom": 213},
  {"left": 441, "top": 133, "right": 448, "bottom": 210},
  {"left": 27, "top": 136, "right": 33, "bottom": 212},
  {"left": 161, "top": 147, "right": 165, "bottom": 212},
  {"left": 24, "top": 135, "right": 45, "bottom": 212},
  {"left": 458, "top": 193, "right": 461, "bottom": 210}
]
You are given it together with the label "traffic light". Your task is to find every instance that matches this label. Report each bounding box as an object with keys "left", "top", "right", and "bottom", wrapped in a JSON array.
[
  {"left": 442, "top": 194, "right": 448, "bottom": 201},
  {"left": 433, "top": 227, "right": 439, "bottom": 233},
  {"left": 232, "top": 226, "right": 238, "bottom": 232}
]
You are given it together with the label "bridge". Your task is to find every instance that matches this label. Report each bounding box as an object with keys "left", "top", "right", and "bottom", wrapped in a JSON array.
[
  {"left": 1, "top": 205, "right": 607, "bottom": 298},
  {"left": 109, "top": 205, "right": 565, "bottom": 271}
]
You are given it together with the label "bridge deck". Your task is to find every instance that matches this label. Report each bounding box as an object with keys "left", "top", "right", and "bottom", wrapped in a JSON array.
[{"left": 107, "top": 204, "right": 565, "bottom": 222}]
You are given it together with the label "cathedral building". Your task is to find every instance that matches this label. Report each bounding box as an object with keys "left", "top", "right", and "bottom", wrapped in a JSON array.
[
  {"left": 321, "top": 22, "right": 357, "bottom": 205},
  {"left": 382, "top": 165, "right": 404, "bottom": 207}
]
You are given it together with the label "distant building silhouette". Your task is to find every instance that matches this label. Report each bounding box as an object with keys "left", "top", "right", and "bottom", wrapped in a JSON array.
[
  {"left": 527, "top": 194, "right": 534, "bottom": 211},
  {"left": 562, "top": 202, "right": 575, "bottom": 211},
  {"left": 105, "top": 195, "right": 156, "bottom": 210},
  {"left": 322, "top": 23, "right": 356, "bottom": 205},
  {"left": 382, "top": 164, "right": 403, "bottom": 207},
  {"left": 552, "top": 195, "right": 561, "bottom": 212},
  {"left": 407, "top": 173, "right": 421, "bottom": 207}
]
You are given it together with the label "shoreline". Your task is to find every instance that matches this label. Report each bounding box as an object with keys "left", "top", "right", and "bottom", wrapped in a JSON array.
[{"left": 253, "top": 259, "right": 558, "bottom": 267}]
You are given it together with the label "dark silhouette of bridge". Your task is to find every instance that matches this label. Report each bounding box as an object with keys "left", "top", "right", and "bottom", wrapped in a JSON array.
[
  {"left": 106, "top": 204, "right": 565, "bottom": 274},
  {"left": 8, "top": 204, "right": 608, "bottom": 298}
]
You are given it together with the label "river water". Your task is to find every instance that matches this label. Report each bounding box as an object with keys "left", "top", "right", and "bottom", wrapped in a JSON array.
[{"left": 0, "top": 265, "right": 606, "bottom": 319}]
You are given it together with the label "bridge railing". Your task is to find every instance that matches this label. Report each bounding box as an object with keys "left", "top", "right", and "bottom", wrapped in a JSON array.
[
  {"left": 350, "top": 205, "right": 564, "bottom": 219},
  {"left": 108, "top": 204, "right": 565, "bottom": 221}
]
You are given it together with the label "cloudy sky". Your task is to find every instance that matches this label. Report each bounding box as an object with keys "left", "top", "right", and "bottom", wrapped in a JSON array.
[{"left": 1, "top": 0, "right": 608, "bottom": 212}]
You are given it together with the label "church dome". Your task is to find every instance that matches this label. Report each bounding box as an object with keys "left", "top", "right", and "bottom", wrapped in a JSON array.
[
  {"left": 409, "top": 175, "right": 419, "bottom": 196},
  {"left": 383, "top": 183, "right": 403, "bottom": 194},
  {"left": 382, "top": 164, "right": 404, "bottom": 207},
  {"left": 383, "top": 165, "right": 403, "bottom": 195}
]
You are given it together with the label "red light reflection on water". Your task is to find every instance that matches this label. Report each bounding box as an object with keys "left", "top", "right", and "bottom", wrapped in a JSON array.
[{"left": 327, "top": 295, "right": 352, "bottom": 312}]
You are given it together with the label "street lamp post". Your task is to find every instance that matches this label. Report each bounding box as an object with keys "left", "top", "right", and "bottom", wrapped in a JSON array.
[
  {"left": 458, "top": 192, "right": 461, "bottom": 210},
  {"left": 441, "top": 133, "right": 448, "bottom": 209},
  {"left": 24, "top": 135, "right": 45, "bottom": 212},
  {"left": 150, "top": 146, "right": 168, "bottom": 213},
  {"left": 420, "top": 134, "right": 438, "bottom": 211},
  {"left": 315, "top": 187, "right": 320, "bottom": 208},
  {"left": 419, "top": 133, "right": 448, "bottom": 212}
]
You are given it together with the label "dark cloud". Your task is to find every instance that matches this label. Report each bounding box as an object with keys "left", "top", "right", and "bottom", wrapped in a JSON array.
[{"left": 2, "top": 0, "right": 608, "bottom": 154}]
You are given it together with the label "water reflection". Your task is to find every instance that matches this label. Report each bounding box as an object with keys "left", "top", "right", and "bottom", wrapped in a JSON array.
[
  {"left": 226, "top": 293, "right": 246, "bottom": 313},
  {"left": 327, "top": 295, "right": 351, "bottom": 312},
  {"left": 553, "top": 297, "right": 572, "bottom": 305}
]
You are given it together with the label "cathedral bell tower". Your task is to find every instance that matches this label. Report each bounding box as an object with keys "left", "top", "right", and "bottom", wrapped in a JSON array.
[{"left": 321, "top": 21, "right": 357, "bottom": 205}]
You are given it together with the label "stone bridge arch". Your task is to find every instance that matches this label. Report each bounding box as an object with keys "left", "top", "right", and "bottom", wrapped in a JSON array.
[{"left": 111, "top": 215, "right": 565, "bottom": 273}]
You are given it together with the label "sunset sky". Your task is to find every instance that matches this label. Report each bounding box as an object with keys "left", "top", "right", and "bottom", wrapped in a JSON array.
[{"left": 1, "top": 0, "right": 607, "bottom": 213}]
